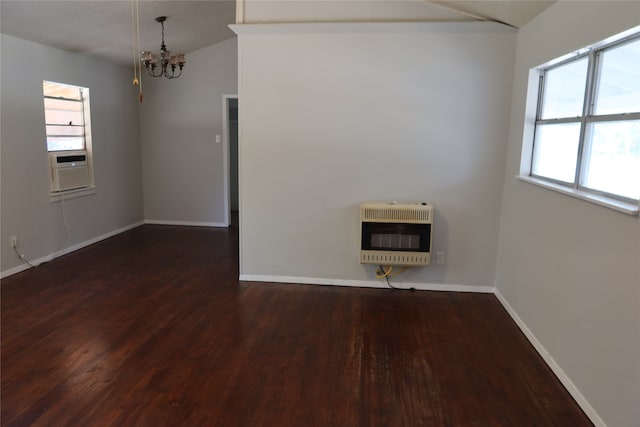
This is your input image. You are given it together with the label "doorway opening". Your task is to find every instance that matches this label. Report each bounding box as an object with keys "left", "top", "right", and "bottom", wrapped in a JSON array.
[{"left": 223, "top": 95, "right": 239, "bottom": 227}]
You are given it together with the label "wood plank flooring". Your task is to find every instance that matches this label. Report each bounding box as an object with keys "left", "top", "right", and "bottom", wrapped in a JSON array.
[{"left": 1, "top": 225, "right": 592, "bottom": 426}]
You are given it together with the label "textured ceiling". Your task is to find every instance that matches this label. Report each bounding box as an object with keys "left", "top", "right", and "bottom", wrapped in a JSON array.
[{"left": 0, "top": 1, "right": 554, "bottom": 66}]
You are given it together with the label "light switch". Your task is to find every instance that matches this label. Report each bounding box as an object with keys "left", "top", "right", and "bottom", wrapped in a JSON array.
[{"left": 215, "top": 135, "right": 221, "bottom": 143}]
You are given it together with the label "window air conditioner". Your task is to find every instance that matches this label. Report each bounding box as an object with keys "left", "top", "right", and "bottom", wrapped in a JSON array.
[{"left": 50, "top": 151, "right": 90, "bottom": 192}]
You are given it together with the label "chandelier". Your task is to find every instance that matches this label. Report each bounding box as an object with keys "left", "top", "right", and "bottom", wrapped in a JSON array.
[{"left": 141, "top": 16, "right": 186, "bottom": 79}]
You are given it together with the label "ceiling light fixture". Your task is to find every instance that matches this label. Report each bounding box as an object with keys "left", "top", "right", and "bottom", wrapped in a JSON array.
[{"left": 141, "top": 16, "right": 186, "bottom": 79}]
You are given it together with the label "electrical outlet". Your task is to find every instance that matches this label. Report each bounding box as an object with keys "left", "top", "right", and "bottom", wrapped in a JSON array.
[
  {"left": 10, "top": 235, "right": 18, "bottom": 248},
  {"left": 435, "top": 251, "right": 445, "bottom": 265}
]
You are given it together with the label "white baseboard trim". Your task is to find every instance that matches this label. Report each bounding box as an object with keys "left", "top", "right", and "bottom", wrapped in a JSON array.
[
  {"left": 1, "top": 262, "right": 33, "bottom": 279},
  {"left": 494, "top": 290, "right": 606, "bottom": 427},
  {"left": 239, "top": 274, "right": 494, "bottom": 293},
  {"left": 144, "top": 219, "right": 228, "bottom": 228},
  {"left": 0, "top": 221, "right": 144, "bottom": 279}
]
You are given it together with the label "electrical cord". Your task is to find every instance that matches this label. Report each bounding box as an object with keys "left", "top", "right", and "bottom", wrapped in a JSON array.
[
  {"left": 377, "top": 265, "right": 400, "bottom": 290},
  {"left": 13, "top": 190, "right": 71, "bottom": 270},
  {"left": 60, "top": 191, "right": 70, "bottom": 249},
  {"left": 376, "top": 264, "right": 393, "bottom": 278},
  {"left": 13, "top": 244, "right": 35, "bottom": 268},
  {"left": 376, "top": 265, "right": 416, "bottom": 290}
]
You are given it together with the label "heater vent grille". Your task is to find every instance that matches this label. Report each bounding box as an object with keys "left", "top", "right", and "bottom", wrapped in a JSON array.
[
  {"left": 361, "top": 251, "right": 432, "bottom": 266},
  {"left": 361, "top": 202, "right": 433, "bottom": 223}
]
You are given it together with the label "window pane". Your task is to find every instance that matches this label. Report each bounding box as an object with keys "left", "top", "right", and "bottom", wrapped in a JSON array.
[
  {"left": 44, "top": 98, "right": 84, "bottom": 127},
  {"left": 47, "top": 137, "right": 84, "bottom": 151},
  {"left": 44, "top": 98, "right": 83, "bottom": 112},
  {"left": 43, "top": 81, "right": 82, "bottom": 100},
  {"left": 46, "top": 125, "right": 84, "bottom": 136},
  {"left": 581, "top": 120, "right": 640, "bottom": 200},
  {"left": 593, "top": 38, "right": 640, "bottom": 115},
  {"left": 44, "top": 109, "right": 84, "bottom": 126},
  {"left": 540, "top": 57, "right": 588, "bottom": 119},
  {"left": 532, "top": 123, "right": 581, "bottom": 182},
  {"left": 43, "top": 81, "right": 89, "bottom": 154}
]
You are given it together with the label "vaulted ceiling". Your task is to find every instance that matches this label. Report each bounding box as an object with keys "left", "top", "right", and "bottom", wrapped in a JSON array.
[{"left": 0, "top": 1, "right": 554, "bottom": 66}]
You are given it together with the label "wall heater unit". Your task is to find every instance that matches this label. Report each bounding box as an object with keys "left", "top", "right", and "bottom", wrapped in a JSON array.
[
  {"left": 50, "top": 151, "right": 90, "bottom": 192},
  {"left": 360, "top": 201, "right": 433, "bottom": 266}
]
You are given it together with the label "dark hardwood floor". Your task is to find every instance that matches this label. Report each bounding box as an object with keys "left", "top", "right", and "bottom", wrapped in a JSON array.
[{"left": 1, "top": 224, "right": 592, "bottom": 426}]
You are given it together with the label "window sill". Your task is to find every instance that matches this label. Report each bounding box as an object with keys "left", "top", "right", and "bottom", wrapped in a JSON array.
[
  {"left": 517, "top": 176, "right": 639, "bottom": 216},
  {"left": 50, "top": 186, "right": 96, "bottom": 203}
]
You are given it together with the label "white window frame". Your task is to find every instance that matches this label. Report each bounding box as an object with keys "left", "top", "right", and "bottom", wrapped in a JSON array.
[
  {"left": 519, "top": 27, "right": 640, "bottom": 216},
  {"left": 43, "top": 81, "right": 95, "bottom": 201}
]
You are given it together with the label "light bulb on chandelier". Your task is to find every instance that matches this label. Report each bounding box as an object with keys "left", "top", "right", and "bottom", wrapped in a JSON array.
[{"left": 141, "top": 16, "right": 186, "bottom": 79}]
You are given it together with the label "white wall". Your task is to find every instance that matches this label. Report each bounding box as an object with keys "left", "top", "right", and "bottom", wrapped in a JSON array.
[
  {"left": 0, "top": 34, "right": 143, "bottom": 275},
  {"left": 140, "top": 38, "right": 237, "bottom": 226},
  {"left": 495, "top": 2, "right": 640, "bottom": 426},
  {"left": 233, "top": 22, "right": 515, "bottom": 288}
]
